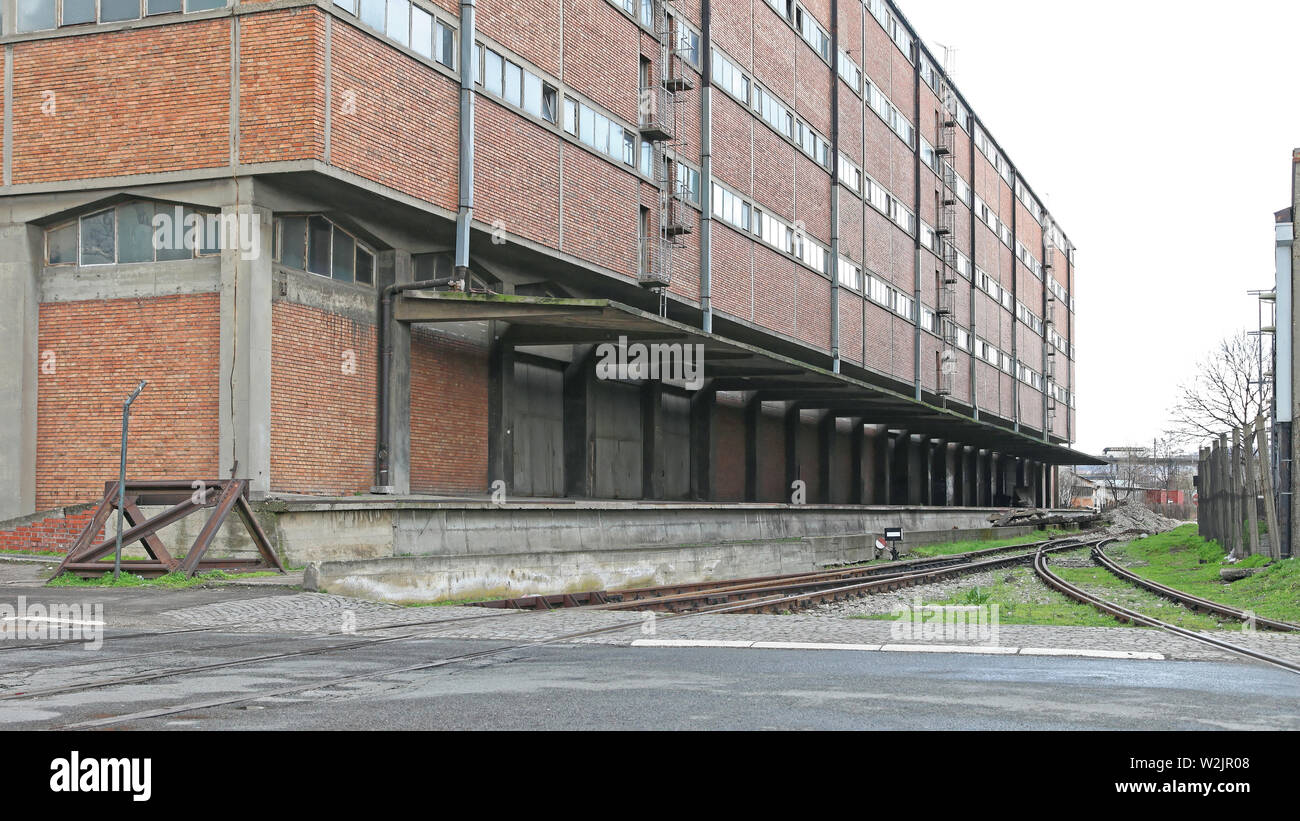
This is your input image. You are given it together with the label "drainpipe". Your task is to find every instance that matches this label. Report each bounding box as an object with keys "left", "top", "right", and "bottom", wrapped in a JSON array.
[
  {"left": 376, "top": 277, "right": 456, "bottom": 489},
  {"left": 828, "top": 0, "right": 840, "bottom": 374},
  {"left": 699, "top": 0, "right": 712, "bottom": 334},
  {"left": 454, "top": 0, "right": 477, "bottom": 287}
]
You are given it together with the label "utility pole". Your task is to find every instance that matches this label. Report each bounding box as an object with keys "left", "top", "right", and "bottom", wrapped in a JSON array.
[{"left": 114, "top": 381, "right": 147, "bottom": 581}]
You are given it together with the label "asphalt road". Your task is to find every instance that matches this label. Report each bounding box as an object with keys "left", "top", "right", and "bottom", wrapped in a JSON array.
[{"left": 3, "top": 633, "right": 1297, "bottom": 730}]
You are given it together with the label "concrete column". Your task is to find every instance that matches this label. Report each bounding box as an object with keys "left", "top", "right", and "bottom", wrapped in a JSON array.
[
  {"left": 641, "top": 381, "right": 664, "bottom": 500},
  {"left": 378, "top": 251, "right": 413, "bottom": 495},
  {"left": 976, "top": 449, "right": 989, "bottom": 507},
  {"left": 871, "top": 426, "right": 889, "bottom": 505},
  {"left": 218, "top": 197, "right": 273, "bottom": 496},
  {"left": 962, "top": 447, "right": 976, "bottom": 506},
  {"left": 743, "top": 394, "right": 760, "bottom": 502},
  {"left": 563, "top": 347, "right": 596, "bottom": 498},
  {"left": 907, "top": 435, "right": 925, "bottom": 506},
  {"left": 850, "top": 418, "right": 865, "bottom": 504},
  {"left": 928, "top": 439, "right": 946, "bottom": 505},
  {"left": 785, "top": 403, "right": 801, "bottom": 498},
  {"left": 888, "top": 429, "right": 909, "bottom": 505},
  {"left": 689, "top": 383, "right": 715, "bottom": 501},
  {"left": 817, "top": 411, "right": 834, "bottom": 504},
  {"left": 991, "top": 452, "right": 1003, "bottom": 505},
  {"left": 951, "top": 441, "right": 961, "bottom": 506},
  {"left": 487, "top": 327, "right": 515, "bottom": 497},
  {"left": 0, "top": 222, "right": 41, "bottom": 519}
]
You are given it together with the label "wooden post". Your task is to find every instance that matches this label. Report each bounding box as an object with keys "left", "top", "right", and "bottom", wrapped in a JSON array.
[
  {"left": 1244, "top": 421, "right": 1260, "bottom": 557},
  {"left": 1216, "top": 434, "right": 1230, "bottom": 552},
  {"left": 1256, "top": 414, "right": 1282, "bottom": 561}
]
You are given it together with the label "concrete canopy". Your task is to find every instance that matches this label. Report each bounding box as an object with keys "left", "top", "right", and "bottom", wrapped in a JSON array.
[{"left": 395, "top": 291, "right": 1106, "bottom": 467}]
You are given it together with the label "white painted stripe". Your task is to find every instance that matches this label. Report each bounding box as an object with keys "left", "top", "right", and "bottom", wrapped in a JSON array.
[
  {"left": 1, "top": 616, "right": 105, "bottom": 627},
  {"left": 881, "top": 643, "right": 1020, "bottom": 655},
  {"left": 631, "top": 639, "right": 755, "bottom": 648},
  {"left": 1019, "top": 647, "right": 1165, "bottom": 661},
  {"left": 750, "top": 641, "right": 883, "bottom": 651}
]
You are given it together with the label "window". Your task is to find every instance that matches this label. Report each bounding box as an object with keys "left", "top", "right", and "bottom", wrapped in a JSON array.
[
  {"left": 273, "top": 216, "right": 376, "bottom": 286},
  {"left": 386, "top": 0, "right": 410, "bottom": 47},
  {"left": 45, "top": 201, "right": 222, "bottom": 266},
  {"left": 837, "top": 258, "right": 862, "bottom": 291},
  {"left": 675, "top": 162, "right": 701, "bottom": 205},
  {"left": 711, "top": 47, "right": 749, "bottom": 104},
  {"left": 480, "top": 46, "right": 558, "bottom": 124},
  {"left": 22, "top": 0, "right": 223, "bottom": 29}
]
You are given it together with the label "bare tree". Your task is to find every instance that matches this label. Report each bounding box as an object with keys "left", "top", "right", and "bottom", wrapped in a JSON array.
[
  {"left": 1150, "top": 432, "right": 1186, "bottom": 490},
  {"left": 1097, "top": 451, "right": 1151, "bottom": 508},
  {"left": 1168, "top": 332, "right": 1271, "bottom": 444}
]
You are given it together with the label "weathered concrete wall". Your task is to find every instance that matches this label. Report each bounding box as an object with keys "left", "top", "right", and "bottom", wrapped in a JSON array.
[{"left": 272, "top": 498, "right": 1039, "bottom": 601}]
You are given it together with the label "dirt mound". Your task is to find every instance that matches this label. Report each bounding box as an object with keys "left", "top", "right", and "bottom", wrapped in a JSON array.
[{"left": 1103, "top": 500, "right": 1180, "bottom": 537}]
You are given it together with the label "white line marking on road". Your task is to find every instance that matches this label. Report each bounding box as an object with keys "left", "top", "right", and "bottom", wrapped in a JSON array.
[
  {"left": 1019, "top": 647, "right": 1165, "bottom": 660},
  {"left": 632, "top": 639, "right": 755, "bottom": 648},
  {"left": 881, "top": 643, "right": 1020, "bottom": 655},
  {"left": 750, "top": 641, "right": 883, "bottom": 651}
]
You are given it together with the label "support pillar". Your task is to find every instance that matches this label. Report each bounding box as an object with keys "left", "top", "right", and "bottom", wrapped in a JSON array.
[
  {"left": 888, "top": 429, "right": 909, "bottom": 505},
  {"left": 743, "top": 394, "right": 760, "bottom": 502},
  {"left": 487, "top": 327, "right": 515, "bottom": 497},
  {"left": 689, "top": 383, "right": 716, "bottom": 501},
  {"left": 818, "top": 411, "right": 834, "bottom": 504},
  {"left": 907, "top": 435, "right": 925, "bottom": 506},
  {"left": 928, "top": 439, "right": 946, "bottom": 505},
  {"left": 0, "top": 221, "right": 41, "bottom": 519},
  {"left": 563, "top": 347, "right": 597, "bottom": 498},
  {"left": 641, "top": 381, "right": 665, "bottom": 500},
  {"left": 871, "top": 426, "right": 889, "bottom": 505},
  {"left": 218, "top": 196, "right": 274, "bottom": 497},
  {"left": 850, "top": 418, "right": 865, "bottom": 505},
  {"left": 945, "top": 443, "right": 958, "bottom": 506}
]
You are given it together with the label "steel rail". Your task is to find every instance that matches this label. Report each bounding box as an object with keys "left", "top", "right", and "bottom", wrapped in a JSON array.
[
  {"left": 1093, "top": 544, "right": 1299, "bottom": 632},
  {"left": 1032, "top": 540, "right": 1300, "bottom": 676}
]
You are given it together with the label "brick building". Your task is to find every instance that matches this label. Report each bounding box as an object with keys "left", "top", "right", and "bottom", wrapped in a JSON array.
[{"left": 0, "top": 0, "right": 1094, "bottom": 524}]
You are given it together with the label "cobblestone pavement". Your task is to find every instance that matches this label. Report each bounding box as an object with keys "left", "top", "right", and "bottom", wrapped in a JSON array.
[{"left": 143, "top": 593, "right": 1300, "bottom": 666}]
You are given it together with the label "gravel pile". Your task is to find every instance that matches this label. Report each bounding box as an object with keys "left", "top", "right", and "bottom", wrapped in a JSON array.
[{"left": 1102, "top": 500, "right": 1181, "bottom": 537}]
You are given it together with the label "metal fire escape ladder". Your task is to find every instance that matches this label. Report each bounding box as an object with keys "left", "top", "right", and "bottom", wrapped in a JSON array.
[
  {"left": 935, "top": 81, "right": 959, "bottom": 399},
  {"left": 1043, "top": 224, "right": 1058, "bottom": 431},
  {"left": 637, "top": 0, "right": 692, "bottom": 314}
]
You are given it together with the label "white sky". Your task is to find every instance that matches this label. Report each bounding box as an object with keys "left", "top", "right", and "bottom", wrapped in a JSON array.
[{"left": 897, "top": 0, "right": 1299, "bottom": 455}]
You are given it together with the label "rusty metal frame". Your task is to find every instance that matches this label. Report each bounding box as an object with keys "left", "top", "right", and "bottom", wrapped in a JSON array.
[{"left": 55, "top": 480, "right": 286, "bottom": 579}]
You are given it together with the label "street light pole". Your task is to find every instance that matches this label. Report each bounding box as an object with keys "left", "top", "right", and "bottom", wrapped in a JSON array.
[{"left": 114, "top": 380, "right": 147, "bottom": 581}]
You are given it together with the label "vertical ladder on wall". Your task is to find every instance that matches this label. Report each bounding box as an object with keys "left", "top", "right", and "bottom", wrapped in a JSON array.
[
  {"left": 935, "top": 81, "right": 959, "bottom": 399},
  {"left": 638, "top": 0, "right": 693, "bottom": 317},
  {"left": 1043, "top": 224, "right": 1058, "bottom": 431}
]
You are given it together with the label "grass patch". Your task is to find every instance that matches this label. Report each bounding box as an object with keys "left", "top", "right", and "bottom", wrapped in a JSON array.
[
  {"left": 851, "top": 563, "right": 1131, "bottom": 627},
  {"left": 400, "top": 595, "right": 496, "bottom": 608},
  {"left": 46, "top": 569, "right": 278, "bottom": 589},
  {"left": 906, "top": 528, "right": 1069, "bottom": 558},
  {"left": 1110, "top": 524, "right": 1300, "bottom": 624},
  {"left": 0, "top": 549, "right": 65, "bottom": 558}
]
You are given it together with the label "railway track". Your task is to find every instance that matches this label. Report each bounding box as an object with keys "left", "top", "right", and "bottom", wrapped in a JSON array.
[
  {"left": 476, "top": 534, "right": 1096, "bottom": 614},
  {"left": 5, "top": 533, "right": 1096, "bottom": 726},
  {"left": 1032, "top": 540, "right": 1300, "bottom": 675}
]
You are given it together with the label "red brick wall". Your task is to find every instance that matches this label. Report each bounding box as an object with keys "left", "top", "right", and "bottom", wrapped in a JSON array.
[
  {"left": 270, "top": 302, "right": 377, "bottom": 495},
  {"left": 329, "top": 17, "right": 459, "bottom": 212},
  {"left": 12, "top": 21, "right": 231, "bottom": 184},
  {"left": 410, "top": 329, "right": 489, "bottom": 494},
  {"left": 36, "top": 294, "right": 221, "bottom": 509},
  {"left": 239, "top": 10, "right": 327, "bottom": 165},
  {"left": 0, "top": 509, "right": 102, "bottom": 555}
]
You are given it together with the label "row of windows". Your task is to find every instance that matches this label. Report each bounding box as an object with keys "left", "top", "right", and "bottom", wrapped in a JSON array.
[
  {"left": 711, "top": 48, "right": 750, "bottom": 105},
  {"left": 272, "top": 216, "right": 376, "bottom": 286},
  {"left": 1015, "top": 179, "right": 1046, "bottom": 229},
  {"left": 336, "top": 0, "right": 455, "bottom": 68},
  {"left": 711, "top": 183, "right": 829, "bottom": 275},
  {"left": 753, "top": 84, "right": 831, "bottom": 169},
  {"left": 1016, "top": 301, "right": 1043, "bottom": 335},
  {"left": 16, "top": 0, "right": 223, "bottom": 32},
  {"left": 478, "top": 44, "right": 558, "bottom": 122},
  {"left": 837, "top": 50, "right": 861, "bottom": 91},
  {"left": 1048, "top": 326, "right": 1074, "bottom": 360},
  {"left": 675, "top": 161, "right": 702, "bottom": 206},
  {"left": 1049, "top": 380, "right": 1075, "bottom": 409},
  {"left": 974, "top": 125, "right": 1014, "bottom": 188},
  {"left": 865, "top": 271, "right": 914, "bottom": 321},
  {"left": 974, "top": 193, "right": 1013, "bottom": 249},
  {"left": 563, "top": 96, "right": 638, "bottom": 168},
  {"left": 976, "top": 266, "right": 1014, "bottom": 312},
  {"left": 976, "top": 337, "right": 1014, "bottom": 375},
  {"left": 762, "top": 0, "right": 831, "bottom": 63},
  {"left": 45, "top": 202, "right": 220, "bottom": 266},
  {"left": 864, "top": 79, "right": 914, "bottom": 147},
  {"left": 1016, "top": 240, "right": 1043, "bottom": 280},
  {"left": 1017, "top": 361, "right": 1044, "bottom": 393},
  {"left": 866, "top": 0, "right": 913, "bottom": 62},
  {"left": 1047, "top": 275, "right": 1073, "bottom": 313}
]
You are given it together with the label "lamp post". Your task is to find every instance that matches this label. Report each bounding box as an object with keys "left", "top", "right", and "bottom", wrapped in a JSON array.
[{"left": 114, "top": 380, "right": 147, "bottom": 581}]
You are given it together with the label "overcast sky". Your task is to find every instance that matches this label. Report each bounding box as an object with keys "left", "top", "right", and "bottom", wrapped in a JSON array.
[{"left": 897, "top": 0, "right": 1299, "bottom": 455}]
